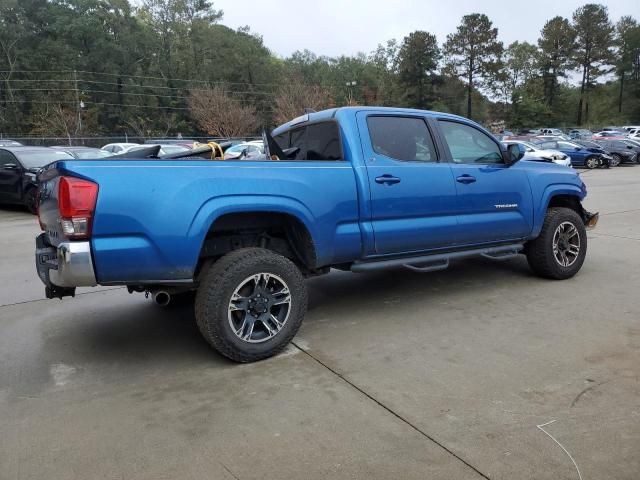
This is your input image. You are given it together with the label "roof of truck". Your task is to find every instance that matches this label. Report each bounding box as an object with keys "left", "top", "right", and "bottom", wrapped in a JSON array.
[{"left": 272, "top": 106, "right": 474, "bottom": 136}]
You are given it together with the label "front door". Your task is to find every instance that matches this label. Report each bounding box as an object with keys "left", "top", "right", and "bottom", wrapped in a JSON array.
[
  {"left": 435, "top": 119, "right": 534, "bottom": 245},
  {"left": 357, "top": 113, "right": 458, "bottom": 255}
]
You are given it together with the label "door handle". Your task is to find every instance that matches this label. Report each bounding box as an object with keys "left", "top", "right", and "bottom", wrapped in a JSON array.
[
  {"left": 375, "top": 174, "right": 401, "bottom": 185},
  {"left": 456, "top": 174, "right": 476, "bottom": 184}
]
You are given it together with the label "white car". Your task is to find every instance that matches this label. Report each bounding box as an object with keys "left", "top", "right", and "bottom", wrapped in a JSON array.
[
  {"left": 224, "top": 141, "right": 265, "bottom": 160},
  {"left": 101, "top": 143, "right": 140, "bottom": 154},
  {"left": 504, "top": 140, "right": 572, "bottom": 167},
  {"left": 127, "top": 144, "right": 191, "bottom": 156}
]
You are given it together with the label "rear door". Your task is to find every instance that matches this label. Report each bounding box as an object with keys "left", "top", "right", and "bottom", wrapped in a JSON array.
[
  {"left": 435, "top": 119, "right": 533, "bottom": 245},
  {"left": 0, "top": 149, "right": 22, "bottom": 202},
  {"left": 357, "top": 112, "right": 458, "bottom": 255}
]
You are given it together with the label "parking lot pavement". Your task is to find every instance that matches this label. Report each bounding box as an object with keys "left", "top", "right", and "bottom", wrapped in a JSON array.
[{"left": 1, "top": 166, "right": 639, "bottom": 480}]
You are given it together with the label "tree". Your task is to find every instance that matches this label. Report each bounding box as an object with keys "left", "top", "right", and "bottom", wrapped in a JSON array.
[
  {"left": 187, "top": 85, "right": 258, "bottom": 137},
  {"left": 615, "top": 16, "right": 640, "bottom": 113},
  {"left": 572, "top": 4, "right": 615, "bottom": 125},
  {"left": 443, "top": 13, "right": 503, "bottom": 119},
  {"left": 538, "top": 16, "right": 576, "bottom": 107},
  {"left": 493, "top": 41, "right": 539, "bottom": 121},
  {"left": 273, "top": 80, "right": 333, "bottom": 125},
  {"left": 396, "top": 31, "right": 440, "bottom": 109}
]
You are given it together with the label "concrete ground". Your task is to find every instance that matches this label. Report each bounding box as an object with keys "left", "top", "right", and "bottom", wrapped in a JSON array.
[{"left": 1, "top": 166, "right": 639, "bottom": 480}]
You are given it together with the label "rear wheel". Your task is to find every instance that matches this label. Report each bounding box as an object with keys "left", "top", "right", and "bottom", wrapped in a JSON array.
[
  {"left": 585, "top": 156, "right": 598, "bottom": 169},
  {"left": 195, "top": 248, "right": 307, "bottom": 362},
  {"left": 526, "top": 207, "right": 587, "bottom": 279}
]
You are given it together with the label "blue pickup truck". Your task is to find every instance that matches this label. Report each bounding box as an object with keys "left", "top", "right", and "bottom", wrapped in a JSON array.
[{"left": 35, "top": 107, "right": 598, "bottom": 362}]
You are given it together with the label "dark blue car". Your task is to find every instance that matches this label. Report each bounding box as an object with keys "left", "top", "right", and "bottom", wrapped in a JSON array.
[{"left": 535, "top": 140, "right": 611, "bottom": 169}]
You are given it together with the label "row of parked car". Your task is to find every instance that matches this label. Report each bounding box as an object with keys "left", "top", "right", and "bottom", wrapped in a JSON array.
[
  {"left": 0, "top": 138, "right": 267, "bottom": 213},
  {"left": 497, "top": 126, "right": 640, "bottom": 169}
]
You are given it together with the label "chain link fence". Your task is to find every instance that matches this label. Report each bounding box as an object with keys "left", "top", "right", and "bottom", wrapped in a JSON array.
[{"left": 0, "top": 135, "right": 262, "bottom": 148}]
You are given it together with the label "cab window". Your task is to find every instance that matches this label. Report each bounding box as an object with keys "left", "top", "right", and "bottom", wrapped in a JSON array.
[
  {"left": 438, "top": 121, "right": 503, "bottom": 164},
  {"left": 367, "top": 116, "right": 437, "bottom": 162}
]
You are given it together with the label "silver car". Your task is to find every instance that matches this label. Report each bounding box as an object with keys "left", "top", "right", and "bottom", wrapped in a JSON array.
[{"left": 503, "top": 140, "right": 572, "bottom": 167}]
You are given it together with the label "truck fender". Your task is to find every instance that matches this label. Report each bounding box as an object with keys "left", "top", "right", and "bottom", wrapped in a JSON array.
[{"left": 531, "top": 184, "right": 585, "bottom": 238}]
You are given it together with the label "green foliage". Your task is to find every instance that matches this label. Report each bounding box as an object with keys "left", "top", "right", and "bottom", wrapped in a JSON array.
[
  {"left": 572, "top": 3, "right": 615, "bottom": 124},
  {"left": 443, "top": 13, "right": 503, "bottom": 119},
  {"left": 0, "top": 1, "right": 638, "bottom": 136},
  {"left": 538, "top": 16, "right": 576, "bottom": 106},
  {"left": 396, "top": 31, "right": 440, "bottom": 109}
]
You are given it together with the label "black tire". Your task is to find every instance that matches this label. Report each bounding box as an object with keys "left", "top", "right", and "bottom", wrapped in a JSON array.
[
  {"left": 610, "top": 153, "right": 621, "bottom": 167},
  {"left": 584, "top": 156, "right": 598, "bottom": 169},
  {"left": 526, "top": 207, "right": 587, "bottom": 280},
  {"left": 24, "top": 187, "right": 38, "bottom": 214},
  {"left": 195, "top": 248, "right": 307, "bottom": 362}
]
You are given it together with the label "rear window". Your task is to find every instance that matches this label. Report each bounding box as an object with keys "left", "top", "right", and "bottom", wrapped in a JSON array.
[
  {"left": 15, "top": 150, "right": 74, "bottom": 168},
  {"left": 272, "top": 122, "right": 342, "bottom": 160}
]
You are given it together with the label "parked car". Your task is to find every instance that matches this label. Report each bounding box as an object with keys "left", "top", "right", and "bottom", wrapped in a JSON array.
[
  {"left": 568, "top": 129, "right": 592, "bottom": 140},
  {"left": 573, "top": 139, "right": 620, "bottom": 166},
  {"left": 595, "top": 139, "right": 640, "bottom": 165},
  {"left": 534, "top": 134, "right": 571, "bottom": 141},
  {"left": 101, "top": 143, "right": 140, "bottom": 154},
  {"left": 592, "top": 131, "right": 626, "bottom": 139},
  {"left": 626, "top": 128, "right": 640, "bottom": 137},
  {"left": 127, "top": 144, "right": 191, "bottom": 156},
  {"left": 535, "top": 139, "right": 612, "bottom": 169},
  {"left": 223, "top": 141, "right": 265, "bottom": 159},
  {"left": 143, "top": 139, "right": 195, "bottom": 148},
  {"left": 34, "top": 106, "right": 598, "bottom": 362},
  {"left": 502, "top": 140, "right": 572, "bottom": 167},
  {"left": 539, "top": 128, "right": 565, "bottom": 136},
  {"left": 0, "top": 139, "right": 23, "bottom": 147},
  {"left": 622, "top": 125, "right": 640, "bottom": 132},
  {"left": 0, "top": 146, "right": 74, "bottom": 212},
  {"left": 53, "top": 146, "right": 114, "bottom": 159}
]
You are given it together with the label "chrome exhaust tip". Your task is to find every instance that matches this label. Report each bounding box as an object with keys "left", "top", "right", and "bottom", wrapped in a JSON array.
[{"left": 152, "top": 290, "right": 171, "bottom": 307}]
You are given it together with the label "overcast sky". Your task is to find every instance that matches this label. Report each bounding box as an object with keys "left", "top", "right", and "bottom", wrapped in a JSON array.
[{"left": 214, "top": 0, "right": 635, "bottom": 57}]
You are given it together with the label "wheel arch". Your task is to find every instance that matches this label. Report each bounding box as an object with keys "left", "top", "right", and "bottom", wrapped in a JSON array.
[
  {"left": 532, "top": 186, "right": 585, "bottom": 238},
  {"left": 193, "top": 204, "right": 319, "bottom": 276}
]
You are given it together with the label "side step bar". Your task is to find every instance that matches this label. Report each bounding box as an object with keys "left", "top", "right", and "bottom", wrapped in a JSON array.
[{"left": 351, "top": 244, "right": 524, "bottom": 273}]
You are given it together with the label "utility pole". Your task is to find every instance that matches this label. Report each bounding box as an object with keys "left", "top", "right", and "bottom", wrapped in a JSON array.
[
  {"left": 346, "top": 81, "right": 357, "bottom": 105},
  {"left": 73, "top": 70, "right": 82, "bottom": 141}
]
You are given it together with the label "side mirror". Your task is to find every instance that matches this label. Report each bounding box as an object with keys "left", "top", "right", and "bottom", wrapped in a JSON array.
[
  {"left": 2, "top": 163, "right": 19, "bottom": 170},
  {"left": 505, "top": 143, "right": 525, "bottom": 165},
  {"left": 575, "top": 147, "right": 581, "bottom": 150}
]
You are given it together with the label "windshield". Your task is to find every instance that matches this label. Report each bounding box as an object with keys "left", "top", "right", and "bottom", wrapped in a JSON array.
[
  {"left": 519, "top": 141, "right": 538, "bottom": 151},
  {"left": 16, "top": 150, "right": 74, "bottom": 168},
  {"left": 226, "top": 144, "right": 250, "bottom": 154},
  {"left": 73, "top": 149, "right": 113, "bottom": 159},
  {"left": 161, "top": 145, "right": 189, "bottom": 154}
]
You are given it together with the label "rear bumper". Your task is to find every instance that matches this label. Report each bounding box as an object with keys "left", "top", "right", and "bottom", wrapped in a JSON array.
[{"left": 35, "top": 234, "right": 97, "bottom": 292}]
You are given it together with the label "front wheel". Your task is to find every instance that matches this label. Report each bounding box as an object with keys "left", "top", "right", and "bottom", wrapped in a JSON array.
[
  {"left": 195, "top": 248, "right": 307, "bottom": 362},
  {"left": 610, "top": 153, "right": 621, "bottom": 167},
  {"left": 526, "top": 207, "right": 587, "bottom": 279},
  {"left": 24, "top": 187, "right": 38, "bottom": 214},
  {"left": 585, "top": 156, "right": 599, "bottom": 169}
]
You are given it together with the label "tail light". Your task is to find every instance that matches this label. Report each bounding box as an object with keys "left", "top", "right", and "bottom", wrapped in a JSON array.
[{"left": 58, "top": 177, "right": 98, "bottom": 239}]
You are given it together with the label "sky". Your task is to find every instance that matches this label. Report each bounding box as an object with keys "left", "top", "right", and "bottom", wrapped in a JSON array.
[{"left": 213, "top": 0, "right": 635, "bottom": 57}]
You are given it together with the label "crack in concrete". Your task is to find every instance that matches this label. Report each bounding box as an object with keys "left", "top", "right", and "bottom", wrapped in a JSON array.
[
  {"left": 0, "top": 287, "right": 125, "bottom": 309},
  {"left": 291, "top": 341, "right": 492, "bottom": 480}
]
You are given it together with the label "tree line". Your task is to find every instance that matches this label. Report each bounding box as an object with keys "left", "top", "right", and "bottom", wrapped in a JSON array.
[{"left": 0, "top": 0, "right": 639, "bottom": 139}]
